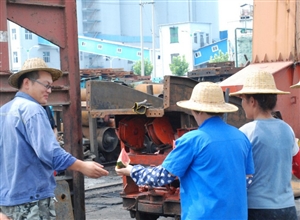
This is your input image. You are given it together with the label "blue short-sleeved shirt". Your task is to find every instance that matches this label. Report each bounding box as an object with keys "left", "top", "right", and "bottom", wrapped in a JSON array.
[
  {"left": 162, "top": 116, "right": 254, "bottom": 220},
  {"left": 0, "top": 92, "right": 76, "bottom": 206}
]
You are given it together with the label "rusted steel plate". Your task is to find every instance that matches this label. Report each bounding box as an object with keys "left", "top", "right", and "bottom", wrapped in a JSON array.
[
  {"left": 54, "top": 179, "right": 74, "bottom": 220},
  {"left": 0, "top": 0, "right": 9, "bottom": 74},
  {"left": 90, "top": 108, "right": 164, "bottom": 118},
  {"left": 7, "top": 0, "right": 65, "bottom": 6},
  {"left": 128, "top": 154, "right": 166, "bottom": 166},
  {"left": 7, "top": 2, "right": 66, "bottom": 47},
  {"left": 219, "top": 62, "right": 293, "bottom": 93},
  {"left": 86, "top": 80, "right": 164, "bottom": 112},
  {"left": 163, "top": 76, "right": 198, "bottom": 113},
  {"left": 138, "top": 202, "right": 163, "bottom": 214},
  {"left": 163, "top": 201, "right": 181, "bottom": 215}
]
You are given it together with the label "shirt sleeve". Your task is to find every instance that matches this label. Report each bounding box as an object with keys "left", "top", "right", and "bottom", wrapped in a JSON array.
[
  {"left": 293, "top": 138, "right": 299, "bottom": 156},
  {"left": 25, "top": 111, "right": 76, "bottom": 171},
  {"left": 130, "top": 165, "right": 176, "bottom": 187}
]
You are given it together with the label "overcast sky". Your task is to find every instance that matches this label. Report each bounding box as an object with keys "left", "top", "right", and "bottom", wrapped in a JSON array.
[{"left": 219, "top": 0, "right": 253, "bottom": 30}]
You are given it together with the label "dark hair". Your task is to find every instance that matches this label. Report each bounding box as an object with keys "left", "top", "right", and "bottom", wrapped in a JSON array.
[
  {"left": 17, "top": 71, "right": 39, "bottom": 89},
  {"left": 193, "top": 110, "right": 224, "bottom": 117},
  {"left": 245, "top": 94, "right": 277, "bottom": 111}
]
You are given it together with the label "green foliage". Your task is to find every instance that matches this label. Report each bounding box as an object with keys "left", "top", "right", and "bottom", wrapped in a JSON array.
[
  {"left": 133, "top": 59, "right": 153, "bottom": 76},
  {"left": 169, "top": 55, "right": 189, "bottom": 76},
  {"left": 209, "top": 50, "right": 229, "bottom": 63}
]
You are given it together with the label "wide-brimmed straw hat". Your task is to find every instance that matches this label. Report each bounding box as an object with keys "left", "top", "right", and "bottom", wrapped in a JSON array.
[
  {"left": 290, "top": 81, "right": 300, "bottom": 89},
  {"left": 229, "top": 71, "right": 290, "bottom": 96},
  {"left": 176, "top": 82, "right": 238, "bottom": 113},
  {"left": 8, "top": 57, "right": 63, "bottom": 89}
]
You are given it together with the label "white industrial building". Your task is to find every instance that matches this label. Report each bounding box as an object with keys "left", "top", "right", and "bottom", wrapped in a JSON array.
[{"left": 7, "top": 0, "right": 253, "bottom": 78}]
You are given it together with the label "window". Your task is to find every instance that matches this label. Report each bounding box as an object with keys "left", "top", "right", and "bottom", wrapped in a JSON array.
[
  {"left": 11, "top": 29, "right": 17, "bottom": 40},
  {"left": 200, "top": 33, "right": 205, "bottom": 47},
  {"left": 43, "top": 51, "right": 50, "bottom": 63},
  {"left": 97, "top": 44, "right": 103, "bottom": 50},
  {"left": 194, "top": 33, "right": 197, "bottom": 43},
  {"left": 137, "top": 51, "right": 141, "bottom": 56},
  {"left": 170, "top": 27, "right": 178, "bottom": 43},
  {"left": 13, "top": 52, "right": 18, "bottom": 63},
  {"left": 211, "top": 45, "right": 219, "bottom": 52},
  {"left": 206, "top": 33, "right": 210, "bottom": 45},
  {"left": 25, "top": 30, "right": 32, "bottom": 40},
  {"left": 195, "top": 51, "right": 201, "bottom": 58},
  {"left": 171, "top": 53, "right": 179, "bottom": 62},
  {"left": 117, "top": 48, "right": 122, "bottom": 53}
]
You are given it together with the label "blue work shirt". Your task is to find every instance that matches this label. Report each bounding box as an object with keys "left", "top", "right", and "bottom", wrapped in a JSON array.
[
  {"left": 0, "top": 92, "right": 76, "bottom": 206},
  {"left": 163, "top": 116, "right": 254, "bottom": 220}
]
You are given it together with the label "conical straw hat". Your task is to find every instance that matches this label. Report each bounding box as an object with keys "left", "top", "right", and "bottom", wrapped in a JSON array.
[
  {"left": 290, "top": 81, "right": 300, "bottom": 89},
  {"left": 176, "top": 82, "right": 238, "bottom": 113},
  {"left": 229, "top": 71, "right": 290, "bottom": 96},
  {"left": 8, "top": 57, "right": 63, "bottom": 89}
]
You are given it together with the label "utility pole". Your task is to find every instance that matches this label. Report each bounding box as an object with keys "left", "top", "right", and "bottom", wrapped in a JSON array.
[
  {"left": 140, "top": 0, "right": 144, "bottom": 76},
  {"left": 151, "top": 0, "right": 156, "bottom": 78},
  {"left": 140, "top": 1, "right": 154, "bottom": 77}
]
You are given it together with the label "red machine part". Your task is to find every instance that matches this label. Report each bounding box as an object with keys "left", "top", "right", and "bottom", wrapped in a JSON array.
[
  {"left": 118, "top": 116, "right": 147, "bottom": 150},
  {"left": 146, "top": 116, "right": 175, "bottom": 146}
]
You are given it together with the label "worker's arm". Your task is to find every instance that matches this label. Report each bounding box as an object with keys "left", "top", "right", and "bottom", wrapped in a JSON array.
[
  {"left": 116, "top": 165, "right": 176, "bottom": 187},
  {"left": 0, "top": 213, "right": 10, "bottom": 220},
  {"left": 68, "top": 160, "right": 109, "bottom": 178},
  {"left": 292, "top": 138, "right": 300, "bottom": 178}
]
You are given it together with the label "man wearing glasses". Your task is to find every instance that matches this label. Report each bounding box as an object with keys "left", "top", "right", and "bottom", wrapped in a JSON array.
[{"left": 0, "top": 58, "right": 109, "bottom": 219}]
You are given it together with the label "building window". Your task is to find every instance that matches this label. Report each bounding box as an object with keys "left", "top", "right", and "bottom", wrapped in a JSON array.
[
  {"left": 13, "top": 52, "right": 18, "bottom": 63},
  {"left": 43, "top": 51, "right": 50, "bottom": 63},
  {"left": 25, "top": 30, "right": 32, "bottom": 40},
  {"left": 170, "top": 27, "right": 178, "bottom": 43},
  {"left": 117, "top": 48, "right": 122, "bottom": 53},
  {"left": 194, "top": 33, "right": 197, "bottom": 43},
  {"left": 211, "top": 45, "right": 219, "bottom": 52},
  {"left": 11, "top": 29, "right": 17, "bottom": 40},
  {"left": 200, "top": 33, "right": 205, "bottom": 47},
  {"left": 170, "top": 53, "right": 179, "bottom": 62},
  {"left": 195, "top": 51, "right": 201, "bottom": 58},
  {"left": 97, "top": 44, "right": 103, "bottom": 50},
  {"left": 206, "top": 33, "right": 210, "bottom": 45}
]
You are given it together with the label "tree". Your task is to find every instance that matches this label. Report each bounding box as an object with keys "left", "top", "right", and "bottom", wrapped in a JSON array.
[
  {"left": 169, "top": 55, "right": 189, "bottom": 76},
  {"left": 209, "top": 50, "right": 229, "bottom": 63},
  {"left": 133, "top": 59, "right": 153, "bottom": 76}
]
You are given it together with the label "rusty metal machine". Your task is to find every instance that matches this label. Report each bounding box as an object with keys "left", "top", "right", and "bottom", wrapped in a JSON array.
[
  {"left": 85, "top": 75, "right": 246, "bottom": 220},
  {"left": 86, "top": 76, "right": 197, "bottom": 220}
]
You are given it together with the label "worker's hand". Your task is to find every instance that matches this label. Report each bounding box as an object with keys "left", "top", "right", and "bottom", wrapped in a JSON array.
[
  {"left": 115, "top": 164, "right": 133, "bottom": 176},
  {"left": 0, "top": 213, "right": 10, "bottom": 220},
  {"left": 68, "top": 160, "right": 109, "bottom": 178}
]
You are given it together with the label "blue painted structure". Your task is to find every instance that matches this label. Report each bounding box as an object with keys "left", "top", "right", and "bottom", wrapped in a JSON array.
[
  {"left": 78, "top": 36, "right": 150, "bottom": 61},
  {"left": 39, "top": 35, "right": 228, "bottom": 67},
  {"left": 193, "top": 39, "right": 228, "bottom": 66}
]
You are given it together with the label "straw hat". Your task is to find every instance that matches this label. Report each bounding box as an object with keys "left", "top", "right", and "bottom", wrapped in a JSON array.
[
  {"left": 176, "top": 82, "right": 238, "bottom": 113},
  {"left": 290, "top": 81, "right": 300, "bottom": 89},
  {"left": 8, "top": 57, "right": 63, "bottom": 89},
  {"left": 229, "top": 71, "right": 290, "bottom": 96}
]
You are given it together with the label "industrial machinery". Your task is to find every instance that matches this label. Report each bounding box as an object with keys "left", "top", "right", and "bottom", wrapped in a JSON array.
[
  {"left": 85, "top": 1, "right": 300, "bottom": 219},
  {"left": 85, "top": 74, "right": 246, "bottom": 220}
]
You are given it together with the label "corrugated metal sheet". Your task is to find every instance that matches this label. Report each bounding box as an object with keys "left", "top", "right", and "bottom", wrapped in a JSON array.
[{"left": 219, "top": 61, "right": 293, "bottom": 92}]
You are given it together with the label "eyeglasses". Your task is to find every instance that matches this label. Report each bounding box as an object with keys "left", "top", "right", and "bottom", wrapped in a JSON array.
[{"left": 31, "top": 79, "right": 53, "bottom": 90}]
